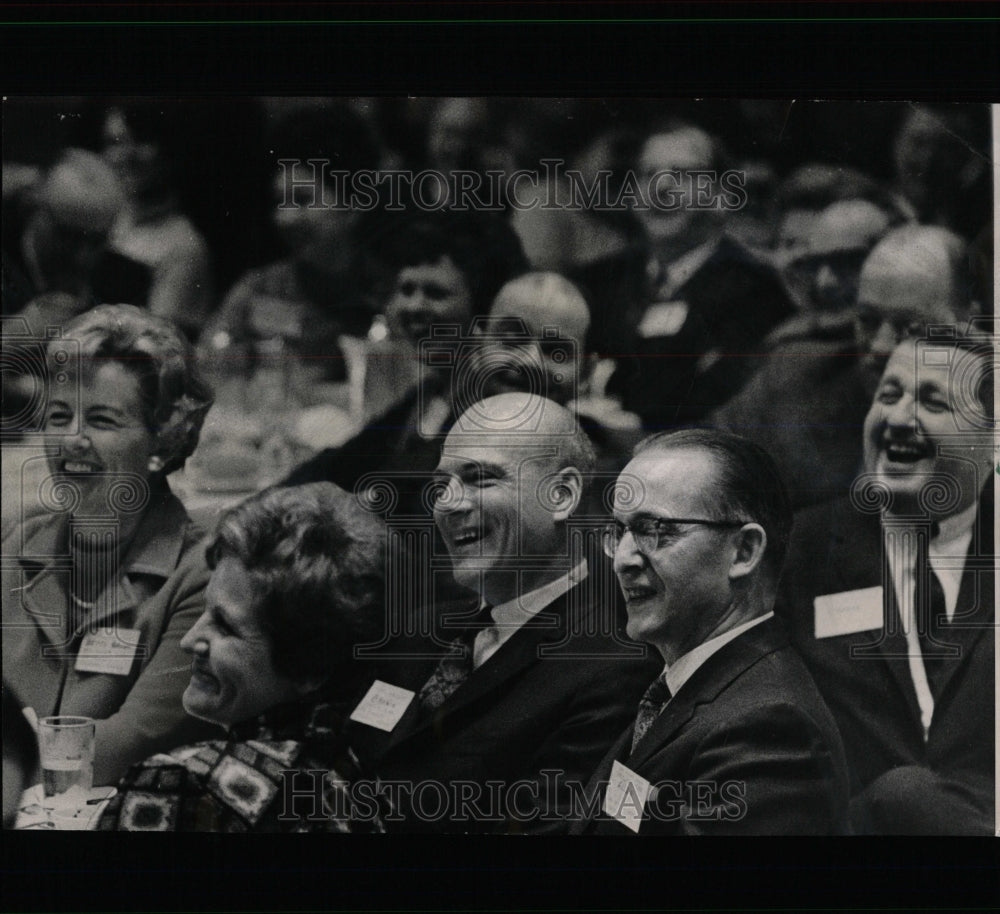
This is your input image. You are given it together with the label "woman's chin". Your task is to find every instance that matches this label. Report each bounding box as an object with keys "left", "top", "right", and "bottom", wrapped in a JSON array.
[{"left": 182, "top": 682, "right": 225, "bottom": 727}]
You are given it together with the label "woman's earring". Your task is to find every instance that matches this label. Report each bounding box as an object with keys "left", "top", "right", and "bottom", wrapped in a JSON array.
[{"left": 148, "top": 455, "right": 165, "bottom": 473}]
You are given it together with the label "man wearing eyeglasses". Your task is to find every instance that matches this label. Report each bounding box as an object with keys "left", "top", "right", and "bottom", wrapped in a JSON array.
[
  {"left": 570, "top": 428, "right": 850, "bottom": 835},
  {"left": 711, "top": 224, "right": 980, "bottom": 509}
]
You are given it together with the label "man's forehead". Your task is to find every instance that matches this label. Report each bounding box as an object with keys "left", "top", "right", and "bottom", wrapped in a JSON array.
[
  {"left": 857, "top": 267, "right": 956, "bottom": 320},
  {"left": 808, "top": 202, "right": 889, "bottom": 256},
  {"left": 437, "top": 439, "right": 558, "bottom": 469},
  {"left": 398, "top": 256, "right": 463, "bottom": 283},
  {"left": 884, "top": 341, "right": 990, "bottom": 408},
  {"left": 640, "top": 129, "right": 714, "bottom": 171},
  {"left": 616, "top": 449, "right": 717, "bottom": 513}
]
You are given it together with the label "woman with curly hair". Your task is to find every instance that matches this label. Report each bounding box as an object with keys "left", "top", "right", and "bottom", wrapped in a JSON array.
[
  {"left": 101, "top": 482, "right": 388, "bottom": 833},
  {"left": 2, "top": 303, "right": 217, "bottom": 785}
]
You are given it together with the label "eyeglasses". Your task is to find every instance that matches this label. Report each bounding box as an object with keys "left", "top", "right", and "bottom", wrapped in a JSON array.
[{"left": 602, "top": 516, "right": 749, "bottom": 558}]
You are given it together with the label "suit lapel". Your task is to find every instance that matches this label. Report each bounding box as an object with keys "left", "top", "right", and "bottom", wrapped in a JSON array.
[
  {"left": 874, "top": 572, "right": 926, "bottom": 726},
  {"left": 10, "top": 487, "right": 189, "bottom": 646},
  {"left": 14, "top": 556, "right": 74, "bottom": 649},
  {"left": 385, "top": 585, "right": 580, "bottom": 752},
  {"left": 824, "top": 501, "right": 925, "bottom": 727},
  {"left": 627, "top": 619, "right": 787, "bottom": 769},
  {"left": 575, "top": 619, "right": 787, "bottom": 834},
  {"left": 931, "top": 491, "right": 995, "bottom": 704}
]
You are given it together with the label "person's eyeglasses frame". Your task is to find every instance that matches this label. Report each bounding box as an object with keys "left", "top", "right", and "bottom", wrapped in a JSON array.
[{"left": 602, "top": 516, "right": 750, "bottom": 558}]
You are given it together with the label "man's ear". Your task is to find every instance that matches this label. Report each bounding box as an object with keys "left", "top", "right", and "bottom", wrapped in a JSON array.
[
  {"left": 728, "top": 523, "right": 767, "bottom": 583},
  {"left": 550, "top": 465, "right": 584, "bottom": 522}
]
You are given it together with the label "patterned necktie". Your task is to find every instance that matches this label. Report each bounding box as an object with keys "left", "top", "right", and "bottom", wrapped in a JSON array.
[
  {"left": 417, "top": 605, "right": 493, "bottom": 712},
  {"left": 631, "top": 674, "right": 672, "bottom": 752},
  {"left": 914, "top": 532, "right": 949, "bottom": 700}
]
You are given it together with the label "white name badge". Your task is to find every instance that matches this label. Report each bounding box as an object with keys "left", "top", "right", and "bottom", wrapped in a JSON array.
[
  {"left": 603, "top": 759, "right": 652, "bottom": 834},
  {"left": 638, "top": 301, "right": 689, "bottom": 338},
  {"left": 349, "top": 680, "right": 415, "bottom": 732},
  {"left": 75, "top": 628, "right": 142, "bottom": 675},
  {"left": 814, "top": 586, "right": 884, "bottom": 639}
]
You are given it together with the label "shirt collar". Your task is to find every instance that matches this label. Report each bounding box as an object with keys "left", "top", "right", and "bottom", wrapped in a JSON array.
[
  {"left": 930, "top": 500, "right": 979, "bottom": 554},
  {"left": 664, "top": 612, "right": 773, "bottom": 698}
]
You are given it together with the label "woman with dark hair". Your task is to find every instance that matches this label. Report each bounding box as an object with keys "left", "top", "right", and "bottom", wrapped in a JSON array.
[
  {"left": 2, "top": 303, "right": 217, "bottom": 786},
  {"left": 99, "top": 483, "right": 388, "bottom": 832}
]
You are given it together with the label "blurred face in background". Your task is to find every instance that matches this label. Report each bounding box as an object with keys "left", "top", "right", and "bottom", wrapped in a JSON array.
[
  {"left": 636, "top": 127, "right": 718, "bottom": 256},
  {"left": 784, "top": 200, "right": 892, "bottom": 313},
  {"left": 427, "top": 97, "right": 491, "bottom": 172},
  {"left": 854, "top": 235, "right": 966, "bottom": 389},
  {"left": 465, "top": 275, "right": 590, "bottom": 406},
  {"left": 101, "top": 107, "right": 170, "bottom": 202},
  {"left": 271, "top": 162, "right": 357, "bottom": 264},
  {"left": 384, "top": 256, "right": 473, "bottom": 347}
]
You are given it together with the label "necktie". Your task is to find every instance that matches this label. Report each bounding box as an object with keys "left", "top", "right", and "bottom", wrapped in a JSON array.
[
  {"left": 914, "top": 533, "right": 949, "bottom": 700},
  {"left": 631, "top": 674, "right": 672, "bottom": 752},
  {"left": 417, "top": 605, "right": 493, "bottom": 712}
]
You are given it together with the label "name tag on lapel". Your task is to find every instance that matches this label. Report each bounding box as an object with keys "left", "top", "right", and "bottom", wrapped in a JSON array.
[
  {"left": 75, "top": 628, "right": 142, "bottom": 675},
  {"left": 814, "top": 587, "right": 883, "bottom": 639},
  {"left": 349, "top": 680, "right": 415, "bottom": 732},
  {"left": 603, "top": 759, "right": 652, "bottom": 834},
  {"left": 638, "top": 301, "right": 689, "bottom": 338}
]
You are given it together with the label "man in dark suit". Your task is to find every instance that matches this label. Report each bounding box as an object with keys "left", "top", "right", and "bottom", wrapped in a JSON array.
[
  {"left": 776, "top": 334, "right": 995, "bottom": 834},
  {"left": 570, "top": 428, "right": 850, "bottom": 835},
  {"left": 614, "top": 122, "right": 795, "bottom": 427},
  {"left": 346, "top": 392, "right": 658, "bottom": 833}
]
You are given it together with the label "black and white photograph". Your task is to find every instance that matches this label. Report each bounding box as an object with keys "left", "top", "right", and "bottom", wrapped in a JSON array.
[{"left": 2, "top": 94, "right": 995, "bottom": 849}]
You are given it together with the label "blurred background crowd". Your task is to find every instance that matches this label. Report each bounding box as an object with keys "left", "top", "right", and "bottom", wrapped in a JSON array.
[{"left": 3, "top": 98, "right": 991, "bottom": 514}]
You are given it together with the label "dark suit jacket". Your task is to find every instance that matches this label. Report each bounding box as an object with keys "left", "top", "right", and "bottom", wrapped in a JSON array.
[
  {"left": 347, "top": 576, "right": 660, "bottom": 834},
  {"left": 709, "top": 337, "right": 871, "bottom": 509},
  {"left": 620, "top": 235, "right": 795, "bottom": 428},
  {"left": 569, "top": 617, "right": 850, "bottom": 835},
  {"left": 775, "top": 494, "right": 995, "bottom": 834}
]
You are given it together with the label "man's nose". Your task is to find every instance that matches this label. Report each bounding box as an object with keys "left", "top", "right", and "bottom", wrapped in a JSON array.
[
  {"left": 434, "top": 477, "right": 473, "bottom": 514},
  {"left": 867, "top": 320, "right": 901, "bottom": 360},
  {"left": 61, "top": 430, "right": 91, "bottom": 455},
  {"left": 612, "top": 529, "right": 645, "bottom": 575},
  {"left": 179, "top": 615, "right": 208, "bottom": 655},
  {"left": 884, "top": 393, "right": 918, "bottom": 430},
  {"left": 401, "top": 287, "right": 427, "bottom": 312}
]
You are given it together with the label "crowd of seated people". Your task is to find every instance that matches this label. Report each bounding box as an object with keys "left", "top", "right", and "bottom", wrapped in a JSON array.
[{"left": 1, "top": 98, "right": 993, "bottom": 835}]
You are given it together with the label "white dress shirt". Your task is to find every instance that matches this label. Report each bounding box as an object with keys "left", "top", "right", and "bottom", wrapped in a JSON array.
[{"left": 472, "top": 560, "right": 589, "bottom": 669}]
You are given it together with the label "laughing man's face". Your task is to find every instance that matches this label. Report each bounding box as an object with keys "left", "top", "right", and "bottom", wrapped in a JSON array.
[{"left": 862, "top": 339, "right": 994, "bottom": 518}]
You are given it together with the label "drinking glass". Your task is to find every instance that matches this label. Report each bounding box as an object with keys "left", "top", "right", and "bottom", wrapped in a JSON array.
[{"left": 38, "top": 716, "right": 95, "bottom": 802}]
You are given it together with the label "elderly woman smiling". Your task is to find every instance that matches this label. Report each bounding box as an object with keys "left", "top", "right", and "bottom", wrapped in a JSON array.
[
  {"left": 2, "top": 303, "right": 216, "bottom": 785},
  {"left": 99, "top": 483, "right": 388, "bottom": 832}
]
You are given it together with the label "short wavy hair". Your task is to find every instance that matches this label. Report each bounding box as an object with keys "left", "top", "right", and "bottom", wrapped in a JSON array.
[
  {"left": 46, "top": 304, "right": 213, "bottom": 475},
  {"left": 205, "top": 483, "right": 388, "bottom": 695}
]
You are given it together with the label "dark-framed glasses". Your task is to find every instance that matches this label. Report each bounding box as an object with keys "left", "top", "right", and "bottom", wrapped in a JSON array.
[{"left": 602, "top": 516, "right": 749, "bottom": 558}]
